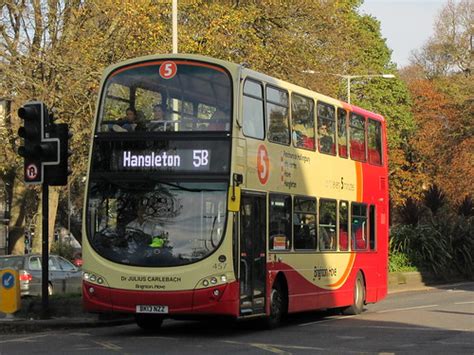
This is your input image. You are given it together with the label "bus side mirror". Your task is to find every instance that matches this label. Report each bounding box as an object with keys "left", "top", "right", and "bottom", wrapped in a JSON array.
[
  {"left": 228, "top": 186, "right": 241, "bottom": 212},
  {"left": 228, "top": 173, "right": 243, "bottom": 212}
]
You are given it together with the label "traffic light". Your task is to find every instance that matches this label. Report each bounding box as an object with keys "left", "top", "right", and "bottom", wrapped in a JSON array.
[
  {"left": 18, "top": 102, "right": 59, "bottom": 185},
  {"left": 45, "top": 123, "right": 72, "bottom": 186}
]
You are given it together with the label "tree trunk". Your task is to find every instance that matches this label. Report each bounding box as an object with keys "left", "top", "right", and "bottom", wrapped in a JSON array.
[
  {"left": 32, "top": 187, "right": 60, "bottom": 253},
  {"left": 8, "top": 176, "right": 29, "bottom": 255}
]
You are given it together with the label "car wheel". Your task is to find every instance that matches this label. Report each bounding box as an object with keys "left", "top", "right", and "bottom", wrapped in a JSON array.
[
  {"left": 135, "top": 314, "right": 163, "bottom": 331},
  {"left": 342, "top": 272, "right": 365, "bottom": 315}
]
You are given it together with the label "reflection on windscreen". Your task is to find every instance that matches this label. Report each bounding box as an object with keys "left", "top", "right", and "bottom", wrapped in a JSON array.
[
  {"left": 87, "top": 181, "right": 227, "bottom": 267},
  {"left": 98, "top": 61, "right": 232, "bottom": 133}
]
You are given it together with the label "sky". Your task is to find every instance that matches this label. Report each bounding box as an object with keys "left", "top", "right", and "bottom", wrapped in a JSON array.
[{"left": 359, "top": 0, "right": 448, "bottom": 68}]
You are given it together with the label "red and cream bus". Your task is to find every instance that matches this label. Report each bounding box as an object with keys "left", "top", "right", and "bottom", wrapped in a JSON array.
[{"left": 83, "top": 54, "right": 389, "bottom": 329}]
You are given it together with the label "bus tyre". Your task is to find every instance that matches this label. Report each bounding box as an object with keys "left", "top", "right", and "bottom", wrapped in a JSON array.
[
  {"left": 343, "top": 273, "right": 365, "bottom": 315},
  {"left": 265, "top": 283, "right": 285, "bottom": 329},
  {"left": 135, "top": 314, "right": 164, "bottom": 331}
]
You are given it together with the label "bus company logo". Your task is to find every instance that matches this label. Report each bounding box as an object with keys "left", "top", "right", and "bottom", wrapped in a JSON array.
[
  {"left": 159, "top": 61, "right": 177, "bottom": 79},
  {"left": 257, "top": 144, "right": 270, "bottom": 185}
]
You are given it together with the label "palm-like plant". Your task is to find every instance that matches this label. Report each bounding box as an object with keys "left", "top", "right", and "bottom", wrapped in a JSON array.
[
  {"left": 424, "top": 184, "right": 446, "bottom": 215},
  {"left": 457, "top": 195, "right": 474, "bottom": 217},
  {"left": 398, "top": 198, "right": 425, "bottom": 226}
]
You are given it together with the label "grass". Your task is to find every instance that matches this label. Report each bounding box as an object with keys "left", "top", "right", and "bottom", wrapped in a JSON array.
[{"left": 389, "top": 252, "right": 419, "bottom": 273}]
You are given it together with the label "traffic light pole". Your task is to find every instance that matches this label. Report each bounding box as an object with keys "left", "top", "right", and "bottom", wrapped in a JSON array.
[
  {"left": 18, "top": 101, "right": 71, "bottom": 318},
  {"left": 41, "top": 183, "right": 49, "bottom": 318}
]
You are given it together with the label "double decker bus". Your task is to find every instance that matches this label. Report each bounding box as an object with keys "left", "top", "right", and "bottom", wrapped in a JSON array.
[{"left": 83, "top": 54, "right": 389, "bottom": 329}]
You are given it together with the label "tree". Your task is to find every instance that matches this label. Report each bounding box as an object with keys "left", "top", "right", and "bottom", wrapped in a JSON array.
[
  {"left": 402, "top": 0, "right": 473, "bottom": 205},
  {"left": 1, "top": 0, "right": 415, "bottom": 252},
  {"left": 411, "top": 0, "right": 473, "bottom": 78}
]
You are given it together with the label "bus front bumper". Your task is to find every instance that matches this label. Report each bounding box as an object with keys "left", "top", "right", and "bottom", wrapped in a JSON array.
[{"left": 83, "top": 281, "right": 239, "bottom": 317}]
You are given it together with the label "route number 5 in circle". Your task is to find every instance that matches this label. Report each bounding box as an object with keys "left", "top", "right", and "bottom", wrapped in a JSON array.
[
  {"left": 257, "top": 145, "right": 270, "bottom": 185},
  {"left": 159, "top": 61, "right": 177, "bottom": 80}
]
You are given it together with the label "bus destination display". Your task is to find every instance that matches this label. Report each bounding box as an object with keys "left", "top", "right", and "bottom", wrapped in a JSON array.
[{"left": 116, "top": 149, "right": 211, "bottom": 171}]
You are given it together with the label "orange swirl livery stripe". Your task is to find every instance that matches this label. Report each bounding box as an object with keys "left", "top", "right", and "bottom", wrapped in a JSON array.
[
  {"left": 355, "top": 162, "right": 363, "bottom": 202},
  {"left": 325, "top": 252, "right": 356, "bottom": 288}
]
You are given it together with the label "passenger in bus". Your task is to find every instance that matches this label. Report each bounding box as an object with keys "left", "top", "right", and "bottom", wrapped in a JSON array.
[
  {"left": 319, "top": 226, "right": 336, "bottom": 250},
  {"left": 318, "top": 124, "right": 334, "bottom": 153},
  {"left": 151, "top": 104, "right": 174, "bottom": 132},
  {"left": 112, "top": 107, "right": 145, "bottom": 132}
]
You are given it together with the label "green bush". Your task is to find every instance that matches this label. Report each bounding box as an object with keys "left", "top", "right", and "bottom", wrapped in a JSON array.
[
  {"left": 390, "top": 224, "right": 452, "bottom": 275},
  {"left": 391, "top": 192, "right": 474, "bottom": 279}
]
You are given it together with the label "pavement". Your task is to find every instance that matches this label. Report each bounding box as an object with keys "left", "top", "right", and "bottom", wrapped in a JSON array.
[{"left": 0, "top": 272, "right": 471, "bottom": 333}]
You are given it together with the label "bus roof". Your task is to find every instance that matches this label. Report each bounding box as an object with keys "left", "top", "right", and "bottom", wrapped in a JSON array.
[{"left": 102, "top": 53, "right": 385, "bottom": 123}]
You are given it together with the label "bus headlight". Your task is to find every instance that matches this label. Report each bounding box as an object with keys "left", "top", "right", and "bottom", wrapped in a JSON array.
[
  {"left": 83, "top": 271, "right": 108, "bottom": 286},
  {"left": 197, "top": 274, "right": 230, "bottom": 289}
]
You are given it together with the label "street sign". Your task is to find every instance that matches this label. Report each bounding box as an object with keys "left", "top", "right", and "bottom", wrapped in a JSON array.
[{"left": 0, "top": 268, "right": 21, "bottom": 314}]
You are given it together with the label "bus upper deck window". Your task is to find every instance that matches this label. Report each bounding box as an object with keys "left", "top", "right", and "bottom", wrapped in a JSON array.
[
  {"left": 317, "top": 102, "right": 336, "bottom": 155},
  {"left": 292, "top": 94, "right": 315, "bottom": 150},
  {"left": 98, "top": 61, "right": 231, "bottom": 133}
]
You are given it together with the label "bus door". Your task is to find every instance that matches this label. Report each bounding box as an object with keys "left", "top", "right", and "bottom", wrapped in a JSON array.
[{"left": 239, "top": 193, "right": 266, "bottom": 315}]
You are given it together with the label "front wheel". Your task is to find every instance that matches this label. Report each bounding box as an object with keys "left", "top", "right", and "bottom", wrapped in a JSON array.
[
  {"left": 342, "top": 272, "right": 365, "bottom": 315},
  {"left": 135, "top": 314, "right": 164, "bottom": 331},
  {"left": 265, "top": 283, "right": 286, "bottom": 329}
]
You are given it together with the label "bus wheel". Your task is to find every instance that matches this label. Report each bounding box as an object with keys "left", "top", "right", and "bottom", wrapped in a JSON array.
[
  {"left": 135, "top": 314, "right": 164, "bottom": 331},
  {"left": 343, "top": 272, "right": 365, "bottom": 315},
  {"left": 265, "top": 283, "right": 286, "bottom": 329}
]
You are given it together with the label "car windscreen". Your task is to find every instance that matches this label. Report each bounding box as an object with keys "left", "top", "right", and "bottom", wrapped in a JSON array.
[{"left": 0, "top": 256, "right": 24, "bottom": 269}]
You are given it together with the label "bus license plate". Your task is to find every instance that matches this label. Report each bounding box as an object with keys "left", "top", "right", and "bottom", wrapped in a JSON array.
[{"left": 136, "top": 305, "right": 169, "bottom": 314}]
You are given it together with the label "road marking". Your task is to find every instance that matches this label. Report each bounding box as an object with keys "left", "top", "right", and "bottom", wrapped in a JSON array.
[
  {"left": 377, "top": 304, "right": 438, "bottom": 313},
  {"left": 248, "top": 343, "right": 290, "bottom": 354},
  {"left": 318, "top": 323, "right": 473, "bottom": 332},
  {"left": 223, "top": 340, "right": 325, "bottom": 352},
  {"left": 93, "top": 341, "right": 122, "bottom": 350},
  {"left": 437, "top": 340, "right": 474, "bottom": 345},
  {"left": 299, "top": 315, "right": 357, "bottom": 327},
  {"left": 454, "top": 301, "right": 474, "bottom": 305},
  {"left": 0, "top": 334, "right": 50, "bottom": 344},
  {"left": 337, "top": 335, "right": 365, "bottom": 340}
]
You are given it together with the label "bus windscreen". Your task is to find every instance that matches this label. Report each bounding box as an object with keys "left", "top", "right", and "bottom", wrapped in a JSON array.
[{"left": 87, "top": 181, "right": 227, "bottom": 267}]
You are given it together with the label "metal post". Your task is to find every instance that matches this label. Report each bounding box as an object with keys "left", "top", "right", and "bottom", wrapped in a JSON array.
[
  {"left": 347, "top": 77, "right": 351, "bottom": 105},
  {"left": 67, "top": 180, "right": 71, "bottom": 232},
  {"left": 41, "top": 183, "right": 49, "bottom": 318},
  {"left": 172, "top": 0, "right": 178, "bottom": 54}
]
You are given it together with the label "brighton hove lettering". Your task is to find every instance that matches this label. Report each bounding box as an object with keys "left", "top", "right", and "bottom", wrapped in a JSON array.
[{"left": 123, "top": 151, "right": 181, "bottom": 168}]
